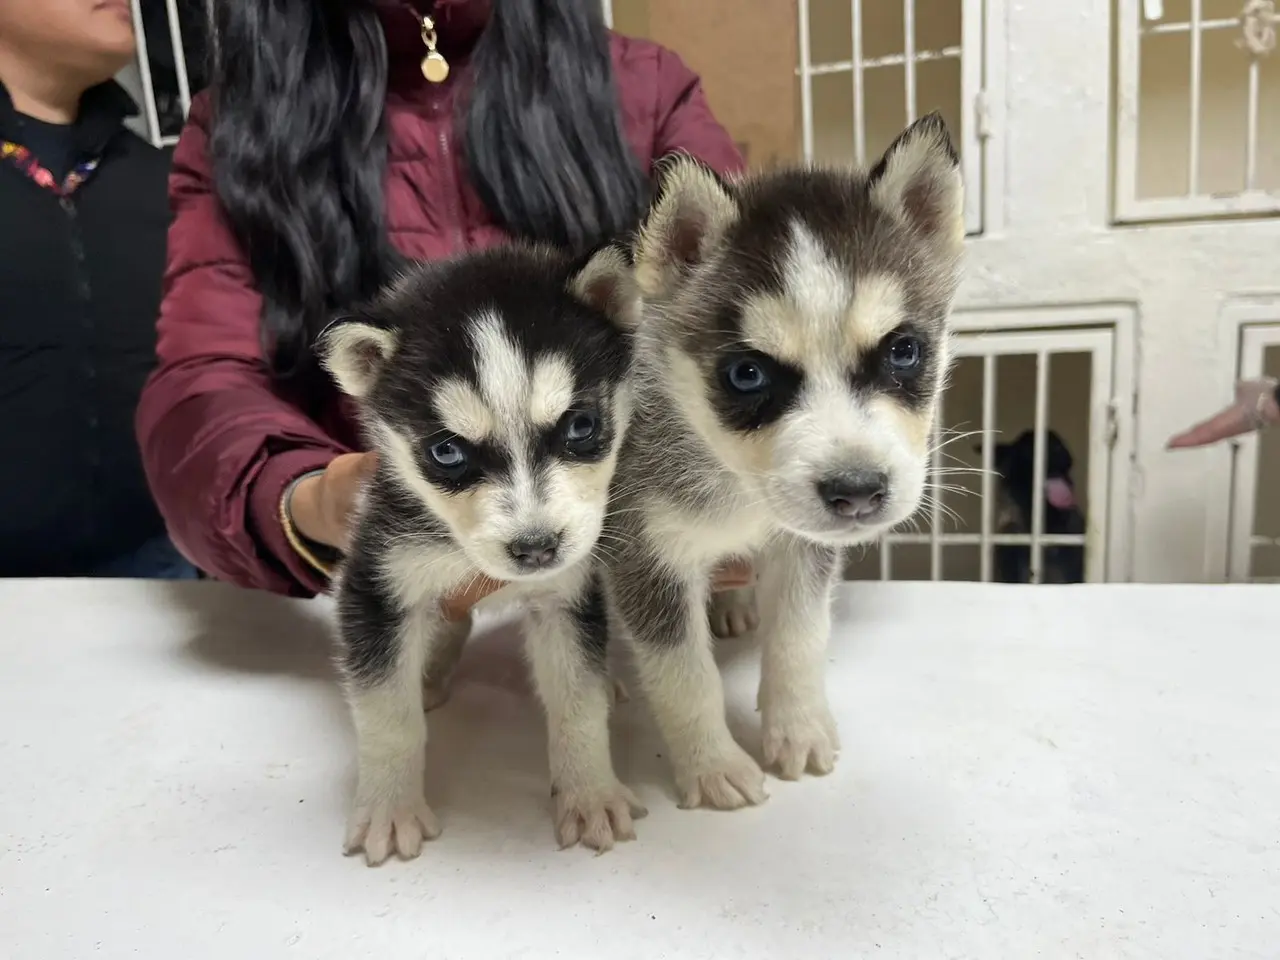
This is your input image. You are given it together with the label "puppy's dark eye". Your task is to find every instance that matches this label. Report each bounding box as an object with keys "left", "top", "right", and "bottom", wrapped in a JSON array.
[
  {"left": 559, "top": 410, "right": 603, "bottom": 456},
  {"left": 564, "top": 412, "right": 597, "bottom": 443},
  {"left": 724, "top": 358, "right": 770, "bottom": 393},
  {"left": 885, "top": 334, "right": 923, "bottom": 375},
  {"left": 428, "top": 439, "right": 466, "bottom": 469}
]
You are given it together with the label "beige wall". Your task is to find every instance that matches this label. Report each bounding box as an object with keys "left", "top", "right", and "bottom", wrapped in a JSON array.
[{"left": 611, "top": 0, "right": 799, "bottom": 168}]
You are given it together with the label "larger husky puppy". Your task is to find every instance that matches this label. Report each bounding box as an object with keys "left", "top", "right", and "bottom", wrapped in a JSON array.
[
  {"left": 603, "top": 114, "right": 965, "bottom": 808},
  {"left": 318, "top": 244, "right": 643, "bottom": 865}
]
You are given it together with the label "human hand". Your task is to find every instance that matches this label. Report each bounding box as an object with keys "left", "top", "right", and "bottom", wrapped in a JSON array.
[
  {"left": 288, "top": 452, "right": 378, "bottom": 550},
  {"left": 1167, "top": 378, "right": 1280, "bottom": 450},
  {"left": 437, "top": 558, "right": 756, "bottom": 622}
]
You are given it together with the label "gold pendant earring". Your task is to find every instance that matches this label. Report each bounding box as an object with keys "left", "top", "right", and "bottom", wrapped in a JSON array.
[{"left": 421, "top": 15, "right": 450, "bottom": 83}]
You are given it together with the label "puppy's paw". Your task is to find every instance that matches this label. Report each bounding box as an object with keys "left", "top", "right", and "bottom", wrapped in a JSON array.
[
  {"left": 344, "top": 793, "right": 441, "bottom": 866},
  {"left": 553, "top": 781, "right": 648, "bottom": 852},
  {"left": 762, "top": 700, "right": 840, "bottom": 780},
  {"left": 708, "top": 586, "right": 759, "bottom": 640},
  {"left": 675, "top": 741, "right": 768, "bottom": 810}
]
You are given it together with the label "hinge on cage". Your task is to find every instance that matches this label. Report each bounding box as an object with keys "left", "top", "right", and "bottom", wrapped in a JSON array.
[
  {"left": 1106, "top": 400, "right": 1121, "bottom": 449},
  {"left": 974, "top": 90, "right": 992, "bottom": 141}
]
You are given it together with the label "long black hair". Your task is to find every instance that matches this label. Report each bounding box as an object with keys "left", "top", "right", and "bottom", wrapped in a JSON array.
[{"left": 206, "top": 0, "right": 649, "bottom": 380}]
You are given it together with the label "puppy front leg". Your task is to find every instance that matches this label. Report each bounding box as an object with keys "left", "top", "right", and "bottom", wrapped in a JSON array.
[
  {"left": 338, "top": 572, "right": 441, "bottom": 866},
  {"left": 609, "top": 563, "right": 767, "bottom": 810},
  {"left": 525, "top": 579, "right": 646, "bottom": 852},
  {"left": 755, "top": 534, "right": 841, "bottom": 780}
]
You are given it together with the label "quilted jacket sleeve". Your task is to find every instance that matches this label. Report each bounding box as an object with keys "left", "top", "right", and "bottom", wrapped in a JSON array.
[
  {"left": 135, "top": 96, "right": 346, "bottom": 597},
  {"left": 649, "top": 45, "right": 746, "bottom": 177}
]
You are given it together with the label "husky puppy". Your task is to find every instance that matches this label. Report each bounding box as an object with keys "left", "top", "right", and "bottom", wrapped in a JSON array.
[
  {"left": 318, "top": 243, "right": 643, "bottom": 865},
  {"left": 602, "top": 114, "right": 965, "bottom": 808}
]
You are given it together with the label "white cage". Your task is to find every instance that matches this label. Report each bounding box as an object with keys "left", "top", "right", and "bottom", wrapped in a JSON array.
[
  {"left": 796, "top": 0, "right": 998, "bottom": 234},
  {"left": 117, "top": 0, "right": 199, "bottom": 149},
  {"left": 845, "top": 307, "right": 1136, "bottom": 584},
  {"left": 1115, "top": 0, "right": 1280, "bottom": 223},
  {"left": 1208, "top": 305, "right": 1280, "bottom": 580}
]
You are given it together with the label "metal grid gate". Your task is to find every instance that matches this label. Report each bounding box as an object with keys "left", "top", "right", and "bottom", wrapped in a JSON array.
[
  {"left": 1115, "top": 0, "right": 1280, "bottom": 223},
  {"left": 795, "top": 0, "right": 989, "bottom": 234}
]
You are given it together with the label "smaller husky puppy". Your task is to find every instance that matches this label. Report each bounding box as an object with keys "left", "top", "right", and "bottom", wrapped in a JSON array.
[
  {"left": 602, "top": 114, "right": 965, "bottom": 809},
  {"left": 318, "top": 244, "right": 643, "bottom": 865}
]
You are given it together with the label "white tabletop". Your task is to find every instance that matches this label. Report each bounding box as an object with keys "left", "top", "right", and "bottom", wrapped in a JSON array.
[{"left": 0, "top": 579, "right": 1277, "bottom": 959}]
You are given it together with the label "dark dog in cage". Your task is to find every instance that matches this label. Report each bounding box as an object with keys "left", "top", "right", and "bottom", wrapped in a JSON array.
[{"left": 991, "top": 429, "right": 1086, "bottom": 583}]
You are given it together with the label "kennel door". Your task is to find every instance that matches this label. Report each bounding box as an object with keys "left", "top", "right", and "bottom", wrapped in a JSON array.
[
  {"left": 1226, "top": 322, "right": 1280, "bottom": 581},
  {"left": 851, "top": 327, "right": 1118, "bottom": 584}
]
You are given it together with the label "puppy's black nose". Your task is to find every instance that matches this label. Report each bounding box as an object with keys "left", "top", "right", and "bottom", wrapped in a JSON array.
[
  {"left": 817, "top": 472, "right": 888, "bottom": 520},
  {"left": 507, "top": 532, "right": 561, "bottom": 570}
]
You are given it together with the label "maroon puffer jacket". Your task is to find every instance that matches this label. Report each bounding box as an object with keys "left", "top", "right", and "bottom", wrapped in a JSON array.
[{"left": 135, "top": 0, "right": 743, "bottom": 597}]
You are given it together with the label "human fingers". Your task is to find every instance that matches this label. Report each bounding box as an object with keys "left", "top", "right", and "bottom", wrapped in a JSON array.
[
  {"left": 1166, "top": 404, "right": 1252, "bottom": 449},
  {"left": 711, "top": 558, "right": 755, "bottom": 591},
  {"left": 439, "top": 574, "right": 506, "bottom": 620}
]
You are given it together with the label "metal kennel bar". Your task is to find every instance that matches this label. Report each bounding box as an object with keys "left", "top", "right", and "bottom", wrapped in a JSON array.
[
  {"left": 904, "top": 0, "right": 918, "bottom": 123},
  {"left": 1029, "top": 349, "right": 1050, "bottom": 584},
  {"left": 930, "top": 399, "right": 943, "bottom": 579},
  {"left": 1245, "top": 53, "right": 1261, "bottom": 190},
  {"left": 852, "top": 0, "right": 867, "bottom": 165},
  {"left": 979, "top": 352, "right": 996, "bottom": 582},
  {"left": 1188, "top": 0, "right": 1203, "bottom": 195}
]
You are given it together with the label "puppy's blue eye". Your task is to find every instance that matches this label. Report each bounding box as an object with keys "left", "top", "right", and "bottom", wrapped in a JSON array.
[
  {"left": 565, "top": 412, "right": 597, "bottom": 442},
  {"left": 726, "top": 358, "right": 769, "bottom": 393},
  {"left": 886, "top": 335, "right": 923, "bottom": 373},
  {"left": 428, "top": 440, "right": 465, "bottom": 468}
]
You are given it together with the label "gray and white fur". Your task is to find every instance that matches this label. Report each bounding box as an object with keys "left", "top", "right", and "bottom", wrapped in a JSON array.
[
  {"left": 318, "top": 243, "right": 645, "bottom": 864},
  {"left": 602, "top": 114, "right": 966, "bottom": 808}
]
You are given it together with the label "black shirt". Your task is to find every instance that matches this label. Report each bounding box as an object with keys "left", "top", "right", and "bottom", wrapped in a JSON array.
[
  {"left": 0, "top": 83, "right": 173, "bottom": 576},
  {"left": 13, "top": 114, "right": 76, "bottom": 183}
]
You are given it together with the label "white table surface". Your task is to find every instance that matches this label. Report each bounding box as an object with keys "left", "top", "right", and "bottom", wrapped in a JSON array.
[{"left": 0, "top": 579, "right": 1277, "bottom": 960}]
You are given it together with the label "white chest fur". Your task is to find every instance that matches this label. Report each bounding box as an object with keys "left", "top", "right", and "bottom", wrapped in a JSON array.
[{"left": 642, "top": 496, "right": 776, "bottom": 573}]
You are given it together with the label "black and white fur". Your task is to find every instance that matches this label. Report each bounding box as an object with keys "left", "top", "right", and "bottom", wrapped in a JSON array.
[
  {"left": 318, "top": 244, "right": 644, "bottom": 864},
  {"left": 601, "top": 114, "right": 966, "bottom": 807}
]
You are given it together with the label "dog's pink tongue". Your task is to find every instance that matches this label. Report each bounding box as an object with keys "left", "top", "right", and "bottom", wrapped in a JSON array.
[{"left": 1044, "top": 477, "right": 1076, "bottom": 509}]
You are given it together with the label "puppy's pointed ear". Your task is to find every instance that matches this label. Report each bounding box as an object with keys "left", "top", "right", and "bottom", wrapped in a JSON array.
[
  {"left": 568, "top": 243, "right": 641, "bottom": 332},
  {"left": 869, "top": 112, "right": 964, "bottom": 255},
  {"left": 633, "top": 152, "right": 738, "bottom": 298},
  {"left": 317, "top": 315, "right": 399, "bottom": 398}
]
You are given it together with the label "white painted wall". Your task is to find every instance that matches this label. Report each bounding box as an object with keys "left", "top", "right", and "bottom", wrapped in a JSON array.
[{"left": 957, "top": 0, "right": 1278, "bottom": 582}]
